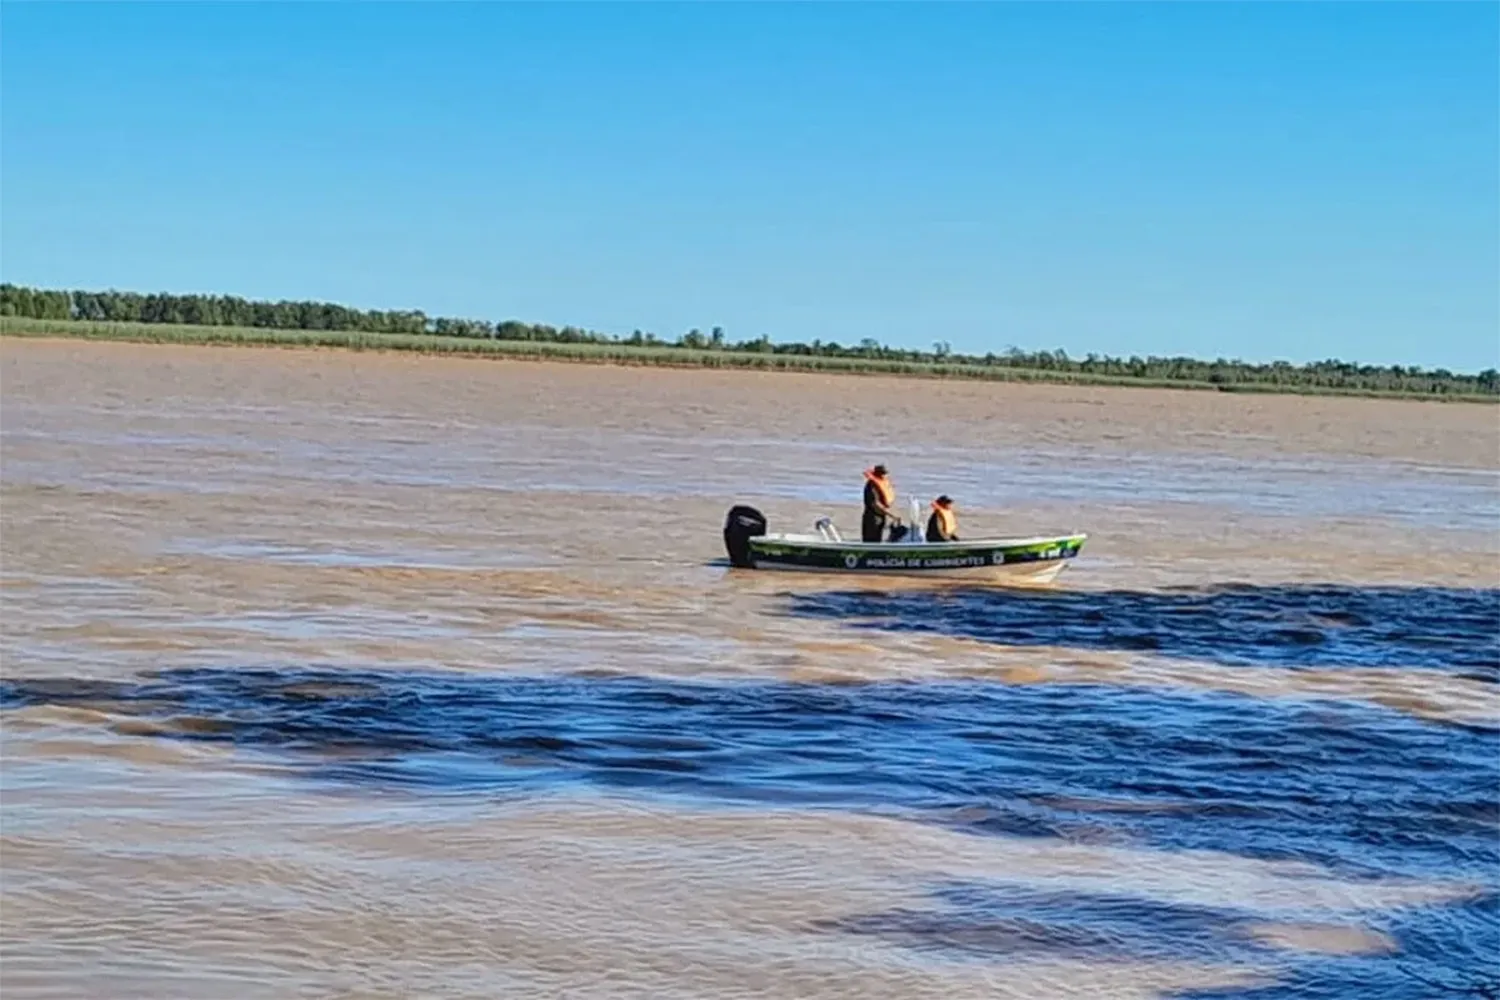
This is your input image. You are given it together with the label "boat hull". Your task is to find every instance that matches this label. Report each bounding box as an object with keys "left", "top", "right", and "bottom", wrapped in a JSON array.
[{"left": 744, "top": 533, "right": 1087, "bottom": 585}]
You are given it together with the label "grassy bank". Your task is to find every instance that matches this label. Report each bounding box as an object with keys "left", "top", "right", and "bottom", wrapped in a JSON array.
[{"left": 4, "top": 317, "right": 1493, "bottom": 403}]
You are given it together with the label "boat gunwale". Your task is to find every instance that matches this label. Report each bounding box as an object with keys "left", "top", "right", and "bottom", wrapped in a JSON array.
[{"left": 750, "top": 532, "right": 1087, "bottom": 553}]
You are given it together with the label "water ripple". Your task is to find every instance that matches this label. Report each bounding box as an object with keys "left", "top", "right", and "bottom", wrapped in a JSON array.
[
  {"left": 4, "top": 669, "right": 1494, "bottom": 877},
  {"left": 6, "top": 667, "right": 1495, "bottom": 997}
]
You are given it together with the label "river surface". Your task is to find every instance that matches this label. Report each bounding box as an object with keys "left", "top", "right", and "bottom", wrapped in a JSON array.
[{"left": 1, "top": 339, "right": 1497, "bottom": 999}]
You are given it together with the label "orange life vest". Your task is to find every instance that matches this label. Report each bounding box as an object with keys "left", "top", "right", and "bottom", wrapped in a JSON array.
[
  {"left": 864, "top": 469, "right": 894, "bottom": 508},
  {"left": 931, "top": 502, "right": 957, "bottom": 539}
]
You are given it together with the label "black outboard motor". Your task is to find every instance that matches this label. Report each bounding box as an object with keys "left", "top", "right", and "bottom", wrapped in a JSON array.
[{"left": 723, "top": 504, "right": 767, "bottom": 568}]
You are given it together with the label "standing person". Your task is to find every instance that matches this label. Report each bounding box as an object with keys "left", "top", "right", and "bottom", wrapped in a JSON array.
[
  {"left": 926, "top": 495, "right": 959, "bottom": 542},
  {"left": 862, "top": 464, "right": 898, "bottom": 542}
]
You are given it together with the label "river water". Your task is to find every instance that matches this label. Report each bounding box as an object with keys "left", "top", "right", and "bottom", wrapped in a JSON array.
[{"left": 1, "top": 339, "right": 1496, "bottom": 999}]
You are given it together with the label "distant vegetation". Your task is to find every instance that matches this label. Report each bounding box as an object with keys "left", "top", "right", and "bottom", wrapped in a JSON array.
[{"left": 3, "top": 284, "right": 1495, "bottom": 400}]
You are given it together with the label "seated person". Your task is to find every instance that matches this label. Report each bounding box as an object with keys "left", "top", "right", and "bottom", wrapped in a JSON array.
[{"left": 926, "top": 495, "right": 959, "bottom": 542}]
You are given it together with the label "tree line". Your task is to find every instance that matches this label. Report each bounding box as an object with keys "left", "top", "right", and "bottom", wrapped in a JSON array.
[{"left": 3, "top": 283, "right": 1494, "bottom": 397}]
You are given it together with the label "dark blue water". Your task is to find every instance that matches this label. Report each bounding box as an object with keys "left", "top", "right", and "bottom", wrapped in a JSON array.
[
  {"left": 782, "top": 583, "right": 1500, "bottom": 679},
  {"left": 3, "top": 583, "right": 1496, "bottom": 999}
]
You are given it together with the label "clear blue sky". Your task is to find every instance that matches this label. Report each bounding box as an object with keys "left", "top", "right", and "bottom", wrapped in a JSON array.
[{"left": 3, "top": 2, "right": 1495, "bottom": 370}]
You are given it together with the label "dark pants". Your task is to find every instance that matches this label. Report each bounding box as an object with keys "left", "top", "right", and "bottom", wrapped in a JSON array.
[{"left": 861, "top": 510, "right": 888, "bottom": 543}]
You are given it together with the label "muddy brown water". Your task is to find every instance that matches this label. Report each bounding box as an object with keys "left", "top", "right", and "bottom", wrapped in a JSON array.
[{"left": 2, "top": 339, "right": 1496, "bottom": 999}]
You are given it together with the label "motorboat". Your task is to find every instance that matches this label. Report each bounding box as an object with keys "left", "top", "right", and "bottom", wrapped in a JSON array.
[{"left": 722, "top": 502, "right": 1086, "bottom": 585}]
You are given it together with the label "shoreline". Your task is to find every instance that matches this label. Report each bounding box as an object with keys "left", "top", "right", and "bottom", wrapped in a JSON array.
[{"left": 4, "top": 317, "right": 1494, "bottom": 404}]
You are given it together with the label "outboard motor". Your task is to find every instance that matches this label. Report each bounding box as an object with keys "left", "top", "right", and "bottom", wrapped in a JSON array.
[{"left": 723, "top": 505, "right": 767, "bottom": 568}]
